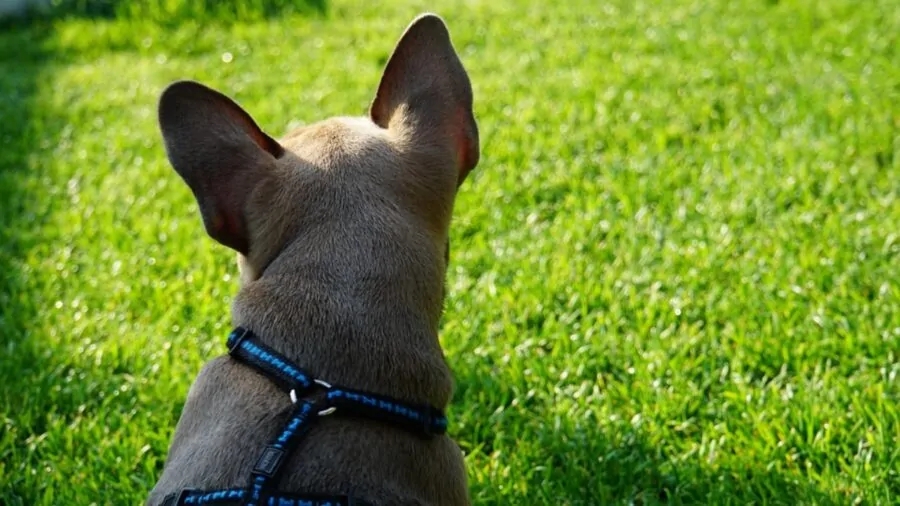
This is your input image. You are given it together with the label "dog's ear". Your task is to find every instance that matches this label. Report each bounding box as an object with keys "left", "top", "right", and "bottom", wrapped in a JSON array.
[
  {"left": 370, "top": 13, "right": 479, "bottom": 187},
  {"left": 158, "top": 80, "right": 283, "bottom": 255}
]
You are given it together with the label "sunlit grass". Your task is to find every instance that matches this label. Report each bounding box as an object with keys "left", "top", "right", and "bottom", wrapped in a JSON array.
[{"left": 1, "top": 0, "right": 898, "bottom": 504}]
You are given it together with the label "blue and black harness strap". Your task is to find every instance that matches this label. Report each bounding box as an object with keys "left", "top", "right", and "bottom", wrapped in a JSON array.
[{"left": 160, "top": 327, "right": 449, "bottom": 506}]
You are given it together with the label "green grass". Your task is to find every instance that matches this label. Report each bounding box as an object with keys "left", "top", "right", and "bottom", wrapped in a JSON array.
[{"left": 1, "top": 0, "right": 898, "bottom": 504}]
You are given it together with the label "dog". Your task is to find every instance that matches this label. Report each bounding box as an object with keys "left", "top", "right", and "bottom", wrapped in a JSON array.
[{"left": 147, "top": 13, "right": 479, "bottom": 506}]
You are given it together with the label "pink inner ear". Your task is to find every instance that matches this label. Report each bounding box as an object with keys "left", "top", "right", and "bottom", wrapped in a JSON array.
[
  {"left": 205, "top": 203, "right": 249, "bottom": 254},
  {"left": 456, "top": 131, "right": 469, "bottom": 170},
  {"left": 454, "top": 107, "right": 476, "bottom": 185}
]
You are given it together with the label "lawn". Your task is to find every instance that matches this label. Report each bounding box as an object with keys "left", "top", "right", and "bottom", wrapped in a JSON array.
[{"left": 0, "top": 0, "right": 898, "bottom": 504}]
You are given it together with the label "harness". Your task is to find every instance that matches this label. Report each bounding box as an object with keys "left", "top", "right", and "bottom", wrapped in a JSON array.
[{"left": 161, "top": 327, "right": 449, "bottom": 506}]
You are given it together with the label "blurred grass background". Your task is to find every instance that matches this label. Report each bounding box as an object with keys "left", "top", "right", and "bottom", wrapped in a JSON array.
[
  {"left": 0, "top": 0, "right": 324, "bottom": 24},
  {"left": 0, "top": 0, "right": 898, "bottom": 504}
]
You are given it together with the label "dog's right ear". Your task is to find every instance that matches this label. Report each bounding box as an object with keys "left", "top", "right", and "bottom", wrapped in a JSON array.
[
  {"left": 158, "top": 80, "right": 283, "bottom": 255},
  {"left": 370, "top": 13, "right": 479, "bottom": 187}
]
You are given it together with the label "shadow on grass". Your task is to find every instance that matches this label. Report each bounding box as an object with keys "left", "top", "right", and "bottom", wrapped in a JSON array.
[
  {"left": 0, "top": 21, "right": 60, "bottom": 505},
  {"left": 0, "top": 2, "right": 328, "bottom": 503}
]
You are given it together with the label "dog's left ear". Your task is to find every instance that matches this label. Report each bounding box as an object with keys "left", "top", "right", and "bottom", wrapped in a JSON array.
[
  {"left": 370, "top": 13, "right": 479, "bottom": 187},
  {"left": 158, "top": 80, "right": 283, "bottom": 255}
]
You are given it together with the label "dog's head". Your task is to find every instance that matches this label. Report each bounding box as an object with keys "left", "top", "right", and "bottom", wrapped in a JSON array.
[{"left": 157, "top": 14, "right": 478, "bottom": 315}]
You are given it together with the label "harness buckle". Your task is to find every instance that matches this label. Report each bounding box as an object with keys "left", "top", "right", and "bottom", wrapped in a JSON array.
[{"left": 252, "top": 445, "right": 287, "bottom": 478}]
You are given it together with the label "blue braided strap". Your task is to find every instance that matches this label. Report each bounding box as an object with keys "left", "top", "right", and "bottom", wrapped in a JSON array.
[
  {"left": 227, "top": 328, "right": 313, "bottom": 393},
  {"left": 227, "top": 328, "right": 448, "bottom": 437},
  {"left": 173, "top": 327, "right": 451, "bottom": 506},
  {"left": 184, "top": 488, "right": 245, "bottom": 504},
  {"left": 163, "top": 487, "right": 370, "bottom": 506},
  {"left": 326, "top": 389, "right": 448, "bottom": 436},
  {"left": 244, "top": 401, "right": 319, "bottom": 506}
]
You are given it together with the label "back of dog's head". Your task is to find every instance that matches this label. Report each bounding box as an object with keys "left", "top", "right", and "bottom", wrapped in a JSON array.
[{"left": 157, "top": 14, "right": 479, "bottom": 326}]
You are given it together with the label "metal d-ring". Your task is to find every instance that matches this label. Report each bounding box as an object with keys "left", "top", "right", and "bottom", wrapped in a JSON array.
[
  {"left": 317, "top": 406, "right": 337, "bottom": 416},
  {"left": 313, "top": 379, "right": 336, "bottom": 416}
]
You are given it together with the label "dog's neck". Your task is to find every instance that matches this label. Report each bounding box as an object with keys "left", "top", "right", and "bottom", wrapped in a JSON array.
[{"left": 230, "top": 238, "right": 454, "bottom": 409}]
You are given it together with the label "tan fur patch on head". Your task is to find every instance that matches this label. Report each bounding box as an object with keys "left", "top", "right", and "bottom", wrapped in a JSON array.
[
  {"left": 237, "top": 253, "right": 259, "bottom": 285},
  {"left": 281, "top": 118, "right": 392, "bottom": 166}
]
